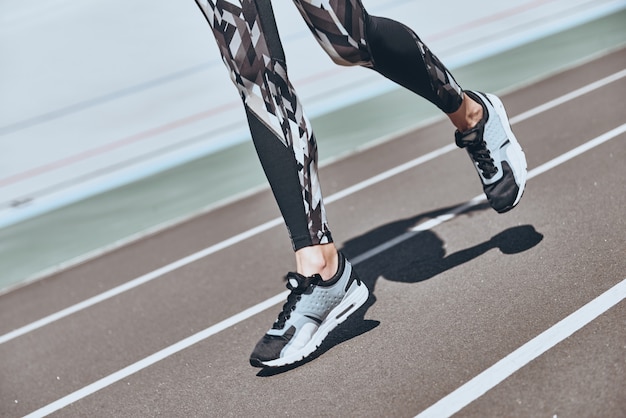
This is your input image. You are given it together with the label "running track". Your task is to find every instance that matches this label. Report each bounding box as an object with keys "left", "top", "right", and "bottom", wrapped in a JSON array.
[{"left": 1, "top": 49, "right": 625, "bottom": 417}]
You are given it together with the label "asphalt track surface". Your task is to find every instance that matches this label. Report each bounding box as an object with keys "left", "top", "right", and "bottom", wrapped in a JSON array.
[{"left": 2, "top": 49, "right": 625, "bottom": 417}]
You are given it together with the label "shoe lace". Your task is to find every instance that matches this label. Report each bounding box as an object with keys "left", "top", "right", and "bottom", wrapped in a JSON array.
[
  {"left": 467, "top": 142, "right": 497, "bottom": 179},
  {"left": 455, "top": 122, "right": 498, "bottom": 179},
  {"left": 272, "top": 272, "right": 320, "bottom": 330}
]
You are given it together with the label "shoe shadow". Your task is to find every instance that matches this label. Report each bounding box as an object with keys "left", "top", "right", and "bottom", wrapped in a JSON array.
[
  {"left": 346, "top": 220, "right": 544, "bottom": 292},
  {"left": 256, "top": 315, "right": 380, "bottom": 377},
  {"left": 257, "top": 202, "right": 543, "bottom": 376}
]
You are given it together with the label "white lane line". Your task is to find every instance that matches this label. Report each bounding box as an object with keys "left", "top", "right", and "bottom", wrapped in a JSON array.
[
  {"left": 325, "top": 143, "right": 457, "bottom": 204},
  {"left": 355, "top": 122, "right": 626, "bottom": 264},
  {"left": 0, "top": 145, "right": 456, "bottom": 347},
  {"left": 22, "top": 290, "right": 289, "bottom": 418},
  {"left": 0, "top": 218, "right": 281, "bottom": 345},
  {"left": 1, "top": 69, "right": 624, "bottom": 347},
  {"left": 415, "top": 278, "right": 626, "bottom": 418},
  {"left": 510, "top": 68, "right": 626, "bottom": 125},
  {"left": 352, "top": 196, "right": 487, "bottom": 265},
  {"left": 23, "top": 122, "right": 626, "bottom": 418},
  {"left": 528, "top": 123, "right": 626, "bottom": 178}
]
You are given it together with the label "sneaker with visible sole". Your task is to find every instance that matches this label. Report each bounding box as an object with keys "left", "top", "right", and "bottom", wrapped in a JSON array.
[
  {"left": 455, "top": 91, "right": 527, "bottom": 213},
  {"left": 249, "top": 252, "right": 369, "bottom": 368}
]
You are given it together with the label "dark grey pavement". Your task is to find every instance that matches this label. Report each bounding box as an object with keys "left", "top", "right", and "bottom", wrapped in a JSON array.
[{"left": 1, "top": 48, "right": 625, "bottom": 418}]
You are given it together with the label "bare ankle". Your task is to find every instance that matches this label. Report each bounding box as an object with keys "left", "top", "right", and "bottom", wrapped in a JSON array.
[
  {"left": 449, "top": 93, "right": 483, "bottom": 132},
  {"left": 295, "top": 243, "right": 339, "bottom": 280}
]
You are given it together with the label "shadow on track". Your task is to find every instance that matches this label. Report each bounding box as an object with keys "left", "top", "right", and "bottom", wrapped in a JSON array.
[{"left": 257, "top": 203, "right": 543, "bottom": 376}]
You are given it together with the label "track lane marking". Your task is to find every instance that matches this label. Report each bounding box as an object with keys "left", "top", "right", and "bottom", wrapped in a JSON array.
[
  {"left": 1, "top": 69, "right": 624, "bottom": 346},
  {"left": 22, "top": 291, "right": 290, "bottom": 418},
  {"left": 355, "top": 123, "right": 626, "bottom": 264},
  {"left": 510, "top": 68, "right": 626, "bottom": 125},
  {"left": 415, "top": 278, "right": 626, "bottom": 418},
  {"left": 22, "top": 122, "right": 626, "bottom": 417}
]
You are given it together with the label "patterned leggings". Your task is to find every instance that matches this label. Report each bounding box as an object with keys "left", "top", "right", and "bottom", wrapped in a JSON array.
[{"left": 194, "top": 0, "right": 464, "bottom": 250}]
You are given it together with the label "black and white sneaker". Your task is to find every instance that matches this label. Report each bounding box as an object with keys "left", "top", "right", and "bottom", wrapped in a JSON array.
[
  {"left": 250, "top": 252, "right": 369, "bottom": 368},
  {"left": 455, "top": 91, "right": 527, "bottom": 213}
]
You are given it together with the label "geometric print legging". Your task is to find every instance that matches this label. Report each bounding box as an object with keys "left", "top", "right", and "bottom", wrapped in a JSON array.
[{"left": 194, "top": 0, "right": 464, "bottom": 250}]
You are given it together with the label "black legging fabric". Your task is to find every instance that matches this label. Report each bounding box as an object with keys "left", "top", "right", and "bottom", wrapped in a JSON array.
[{"left": 194, "top": 0, "right": 464, "bottom": 250}]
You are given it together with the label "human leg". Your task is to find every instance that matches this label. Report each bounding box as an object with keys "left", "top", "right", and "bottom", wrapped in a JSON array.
[
  {"left": 293, "top": 0, "right": 527, "bottom": 212},
  {"left": 194, "top": 0, "right": 368, "bottom": 367},
  {"left": 292, "top": 0, "right": 463, "bottom": 112},
  {"left": 194, "top": 0, "right": 331, "bottom": 254}
]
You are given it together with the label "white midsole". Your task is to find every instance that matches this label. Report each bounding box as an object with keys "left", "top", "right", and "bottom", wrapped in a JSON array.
[
  {"left": 261, "top": 281, "right": 369, "bottom": 367},
  {"left": 486, "top": 93, "right": 528, "bottom": 206}
]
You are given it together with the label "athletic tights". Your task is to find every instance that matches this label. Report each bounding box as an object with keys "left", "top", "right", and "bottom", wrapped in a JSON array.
[{"left": 194, "top": 0, "right": 464, "bottom": 251}]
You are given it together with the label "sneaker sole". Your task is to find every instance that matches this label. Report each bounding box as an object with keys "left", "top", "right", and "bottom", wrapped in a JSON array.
[
  {"left": 257, "top": 281, "right": 369, "bottom": 368},
  {"left": 485, "top": 93, "right": 528, "bottom": 212}
]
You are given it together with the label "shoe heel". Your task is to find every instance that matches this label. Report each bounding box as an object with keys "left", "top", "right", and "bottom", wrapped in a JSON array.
[
  {"left": 486, "top": 93, "right": 528, "bottom": 207},
  {"left": 335, "top": 282, "right": 369, "bottom": 323}
]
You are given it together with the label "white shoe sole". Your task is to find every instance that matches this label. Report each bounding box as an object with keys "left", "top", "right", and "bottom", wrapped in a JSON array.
[
  {"left": 260, "top": 281, "right": 369, "bottom": 368},
  {"left": 486, "top": 93, "right": 528, "bottom": 209}
]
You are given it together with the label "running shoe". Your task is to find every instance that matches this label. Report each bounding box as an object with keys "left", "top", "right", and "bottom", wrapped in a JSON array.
[
  {"left": 455, "top": 91, "right": 527, "bottom": 213},
  {"left": 250, "top": 252, "right": 369, "bottom": 368}
]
